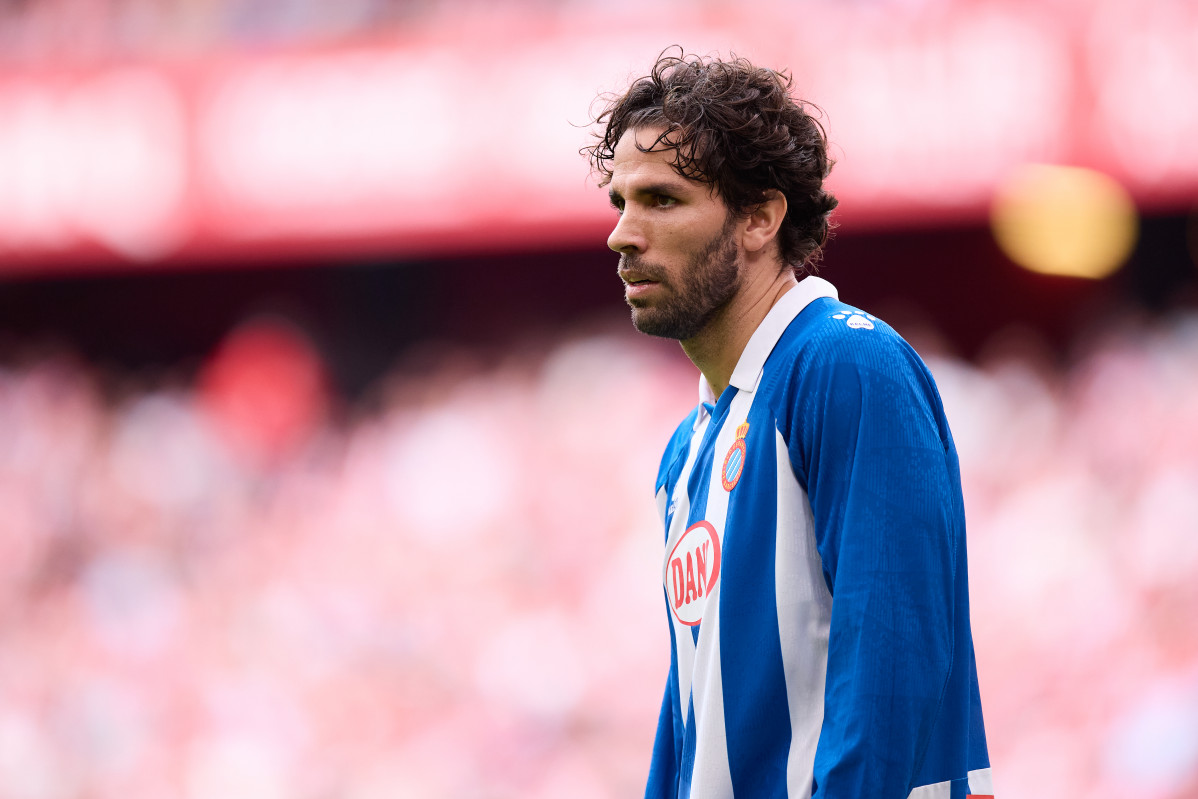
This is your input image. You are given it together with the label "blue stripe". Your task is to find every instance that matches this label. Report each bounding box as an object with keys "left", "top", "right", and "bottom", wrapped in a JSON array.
[{"left": 721, "top": 407, "right": 792, "bottom": 795}]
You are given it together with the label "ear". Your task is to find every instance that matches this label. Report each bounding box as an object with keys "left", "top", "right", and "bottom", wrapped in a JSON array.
[{"left": 741, "top": 190, "right": 787, "bottom": 257}]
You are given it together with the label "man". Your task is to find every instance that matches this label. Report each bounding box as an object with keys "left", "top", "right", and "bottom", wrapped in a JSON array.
[{"left": 587, "top": 51, "right": 993, "bottom": 799}]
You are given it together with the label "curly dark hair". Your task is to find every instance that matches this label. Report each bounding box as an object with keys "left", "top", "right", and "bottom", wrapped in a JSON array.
[{"left": 586, "top": 49, "right": 838, "bottom": 272}]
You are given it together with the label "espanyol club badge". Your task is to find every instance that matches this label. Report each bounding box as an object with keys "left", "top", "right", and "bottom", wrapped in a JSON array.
[{"left": 721, "top": 422, "right": 749, "bottom": 491}]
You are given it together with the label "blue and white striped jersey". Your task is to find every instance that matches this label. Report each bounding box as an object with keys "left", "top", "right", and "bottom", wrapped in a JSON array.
[{"left": 646, "top": 277, "right": 992, "bottom": 799}]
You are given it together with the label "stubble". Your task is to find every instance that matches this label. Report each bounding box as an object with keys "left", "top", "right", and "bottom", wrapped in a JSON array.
[{"left": 622, "top": 219, "right": 741, "bottom": 341}]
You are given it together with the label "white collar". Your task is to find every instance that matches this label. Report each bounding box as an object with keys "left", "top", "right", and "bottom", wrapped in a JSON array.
[{"left": 698, "top": 276, "right": 838, "bottom": 404}]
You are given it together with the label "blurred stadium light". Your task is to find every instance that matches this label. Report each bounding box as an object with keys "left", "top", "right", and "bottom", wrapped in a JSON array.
[{"left": 991, "top": 164, "right": 1138, "bottom": 280}]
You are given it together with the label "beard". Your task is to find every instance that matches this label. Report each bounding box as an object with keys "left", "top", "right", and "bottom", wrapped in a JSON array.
[{"left": 621, "top": 218, "right": 741, "bottom": 341}]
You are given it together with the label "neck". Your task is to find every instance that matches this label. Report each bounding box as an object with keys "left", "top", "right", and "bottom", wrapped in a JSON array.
[{"left": 681, "top": 263, "right": 798, "bottom": 399}]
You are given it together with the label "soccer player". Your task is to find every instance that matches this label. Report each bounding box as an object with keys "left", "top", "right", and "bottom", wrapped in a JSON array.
[{"left": 586, "top": 51, "right": 993, "bottom": 799}]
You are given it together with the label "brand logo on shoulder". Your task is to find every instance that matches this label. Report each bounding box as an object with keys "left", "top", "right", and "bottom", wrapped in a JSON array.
[
  {"left": 832, "top": 311, "right": 876, "bottom": 330},
  {"left": 721, "top": 422, "right": 749, "bottom": 491},
  {"left": 666, "top": 521, "right": 722, "bottom": 626}
]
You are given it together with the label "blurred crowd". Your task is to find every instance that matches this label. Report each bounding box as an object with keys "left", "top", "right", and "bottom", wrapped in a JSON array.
[
  {"left": 0, "top": 0, "right": 1110, "bottom": 66},
  {"left": 0, "top": 0, "right": 413, "bottom": 64},
  {"left": 1, "top": 0, "right": 605, "bottom": 64},
  {"left": 1, "top": 309, "right": 1197, "bottom": 798}
]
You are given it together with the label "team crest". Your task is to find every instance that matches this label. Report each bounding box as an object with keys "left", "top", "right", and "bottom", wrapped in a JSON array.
[{"left": 721, "top": 422, "right": 749, "bottom": 491}]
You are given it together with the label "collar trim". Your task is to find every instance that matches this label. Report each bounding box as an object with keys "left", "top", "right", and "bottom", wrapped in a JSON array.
[{"left": 698, "top": 276, "right": 838, "bottom": 403}]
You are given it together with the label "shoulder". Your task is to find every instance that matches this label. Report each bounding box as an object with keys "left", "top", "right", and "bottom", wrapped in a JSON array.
[
  {"left": 764, "top": 298, "right": 949, "bottom": 440},
  {"left": 765, "top": 297, "right": 930, "bottom": 388},
  {"left": 656, "top": 405, "right": 704, "bottom": 491},
  {"left": 801, "top": 300, "right": 914, "bottom": 365}
]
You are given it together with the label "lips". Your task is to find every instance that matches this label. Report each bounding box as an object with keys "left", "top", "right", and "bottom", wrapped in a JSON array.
[
  {"left": 618, "top": 258, "right": 665, "bottom": 288},
  {"left": 622, "top": 276, "right": 662, "bottom": 302},
  {"left": 621, "top": 273, "right": 658, "bottom": 287},
  {"left": 618, "top": 257, "right": 668, "bottom": 303}
]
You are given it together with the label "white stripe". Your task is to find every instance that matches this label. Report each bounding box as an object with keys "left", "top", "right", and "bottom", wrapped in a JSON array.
[
  {"left": 774, "top": 428, "right": 832, "bottom": 798},
  {"left": 907, "top": 779, "right": 950, "bottom": 799},
  {"left": 906, "top": 767, "right": 994, "bottom": 799},
  {"left": 688, "top": 576, "right": 730, "bottom": 797},
  {"left": 663, "top": 413, "right": 709, "bottom": 726},
  {"left": 968, "top": 766, "right": 994, "bottom": 794},
  {"left": 687, "top": 388, "right": 757, "bottom": 798}
]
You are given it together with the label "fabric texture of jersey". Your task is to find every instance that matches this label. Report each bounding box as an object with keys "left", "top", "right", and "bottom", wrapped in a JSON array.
[{"left": 645, "top": 277, "right": 992, "bottom": 799}]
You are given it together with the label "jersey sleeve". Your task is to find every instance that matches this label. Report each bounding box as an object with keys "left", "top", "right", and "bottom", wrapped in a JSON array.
[{"left": 787, "top": 320, "right": 964, "bottom": 799}]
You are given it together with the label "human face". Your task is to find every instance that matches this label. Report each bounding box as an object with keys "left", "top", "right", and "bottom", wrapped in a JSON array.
[{"left": 606, "top": 126, "right": 743, "bottom": 341}]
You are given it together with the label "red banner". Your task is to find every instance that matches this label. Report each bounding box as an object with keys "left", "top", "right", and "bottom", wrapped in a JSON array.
[{"left": 0, "top": 0, "right": 1195, "bottom": 272}]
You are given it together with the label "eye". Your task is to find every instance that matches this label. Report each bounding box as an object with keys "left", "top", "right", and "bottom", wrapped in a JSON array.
[
  {"left": 652, "top": 194, "right": 678, "bottom": 208},
  {"left": 609, "top": 196, "right": 625, "bottom": 215}
]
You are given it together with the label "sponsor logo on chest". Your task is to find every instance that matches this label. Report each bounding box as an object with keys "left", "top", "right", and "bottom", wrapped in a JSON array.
[{"left": 666, "top": 521, "right": 722, "bottom": 626}]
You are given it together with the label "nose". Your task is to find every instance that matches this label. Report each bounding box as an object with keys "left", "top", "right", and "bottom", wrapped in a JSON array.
[{"left": 607, "top": 208, "right": 644, "bottom": 254}]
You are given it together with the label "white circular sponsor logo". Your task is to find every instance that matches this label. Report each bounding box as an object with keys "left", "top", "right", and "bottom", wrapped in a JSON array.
[{"left": 665, "top": 521, "right": 722, "bottom": 627}]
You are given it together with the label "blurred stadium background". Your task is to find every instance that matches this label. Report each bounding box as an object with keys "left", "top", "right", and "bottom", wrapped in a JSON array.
[{"left": 1, "top": 0, "right": 1197, "bottom": 797}]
